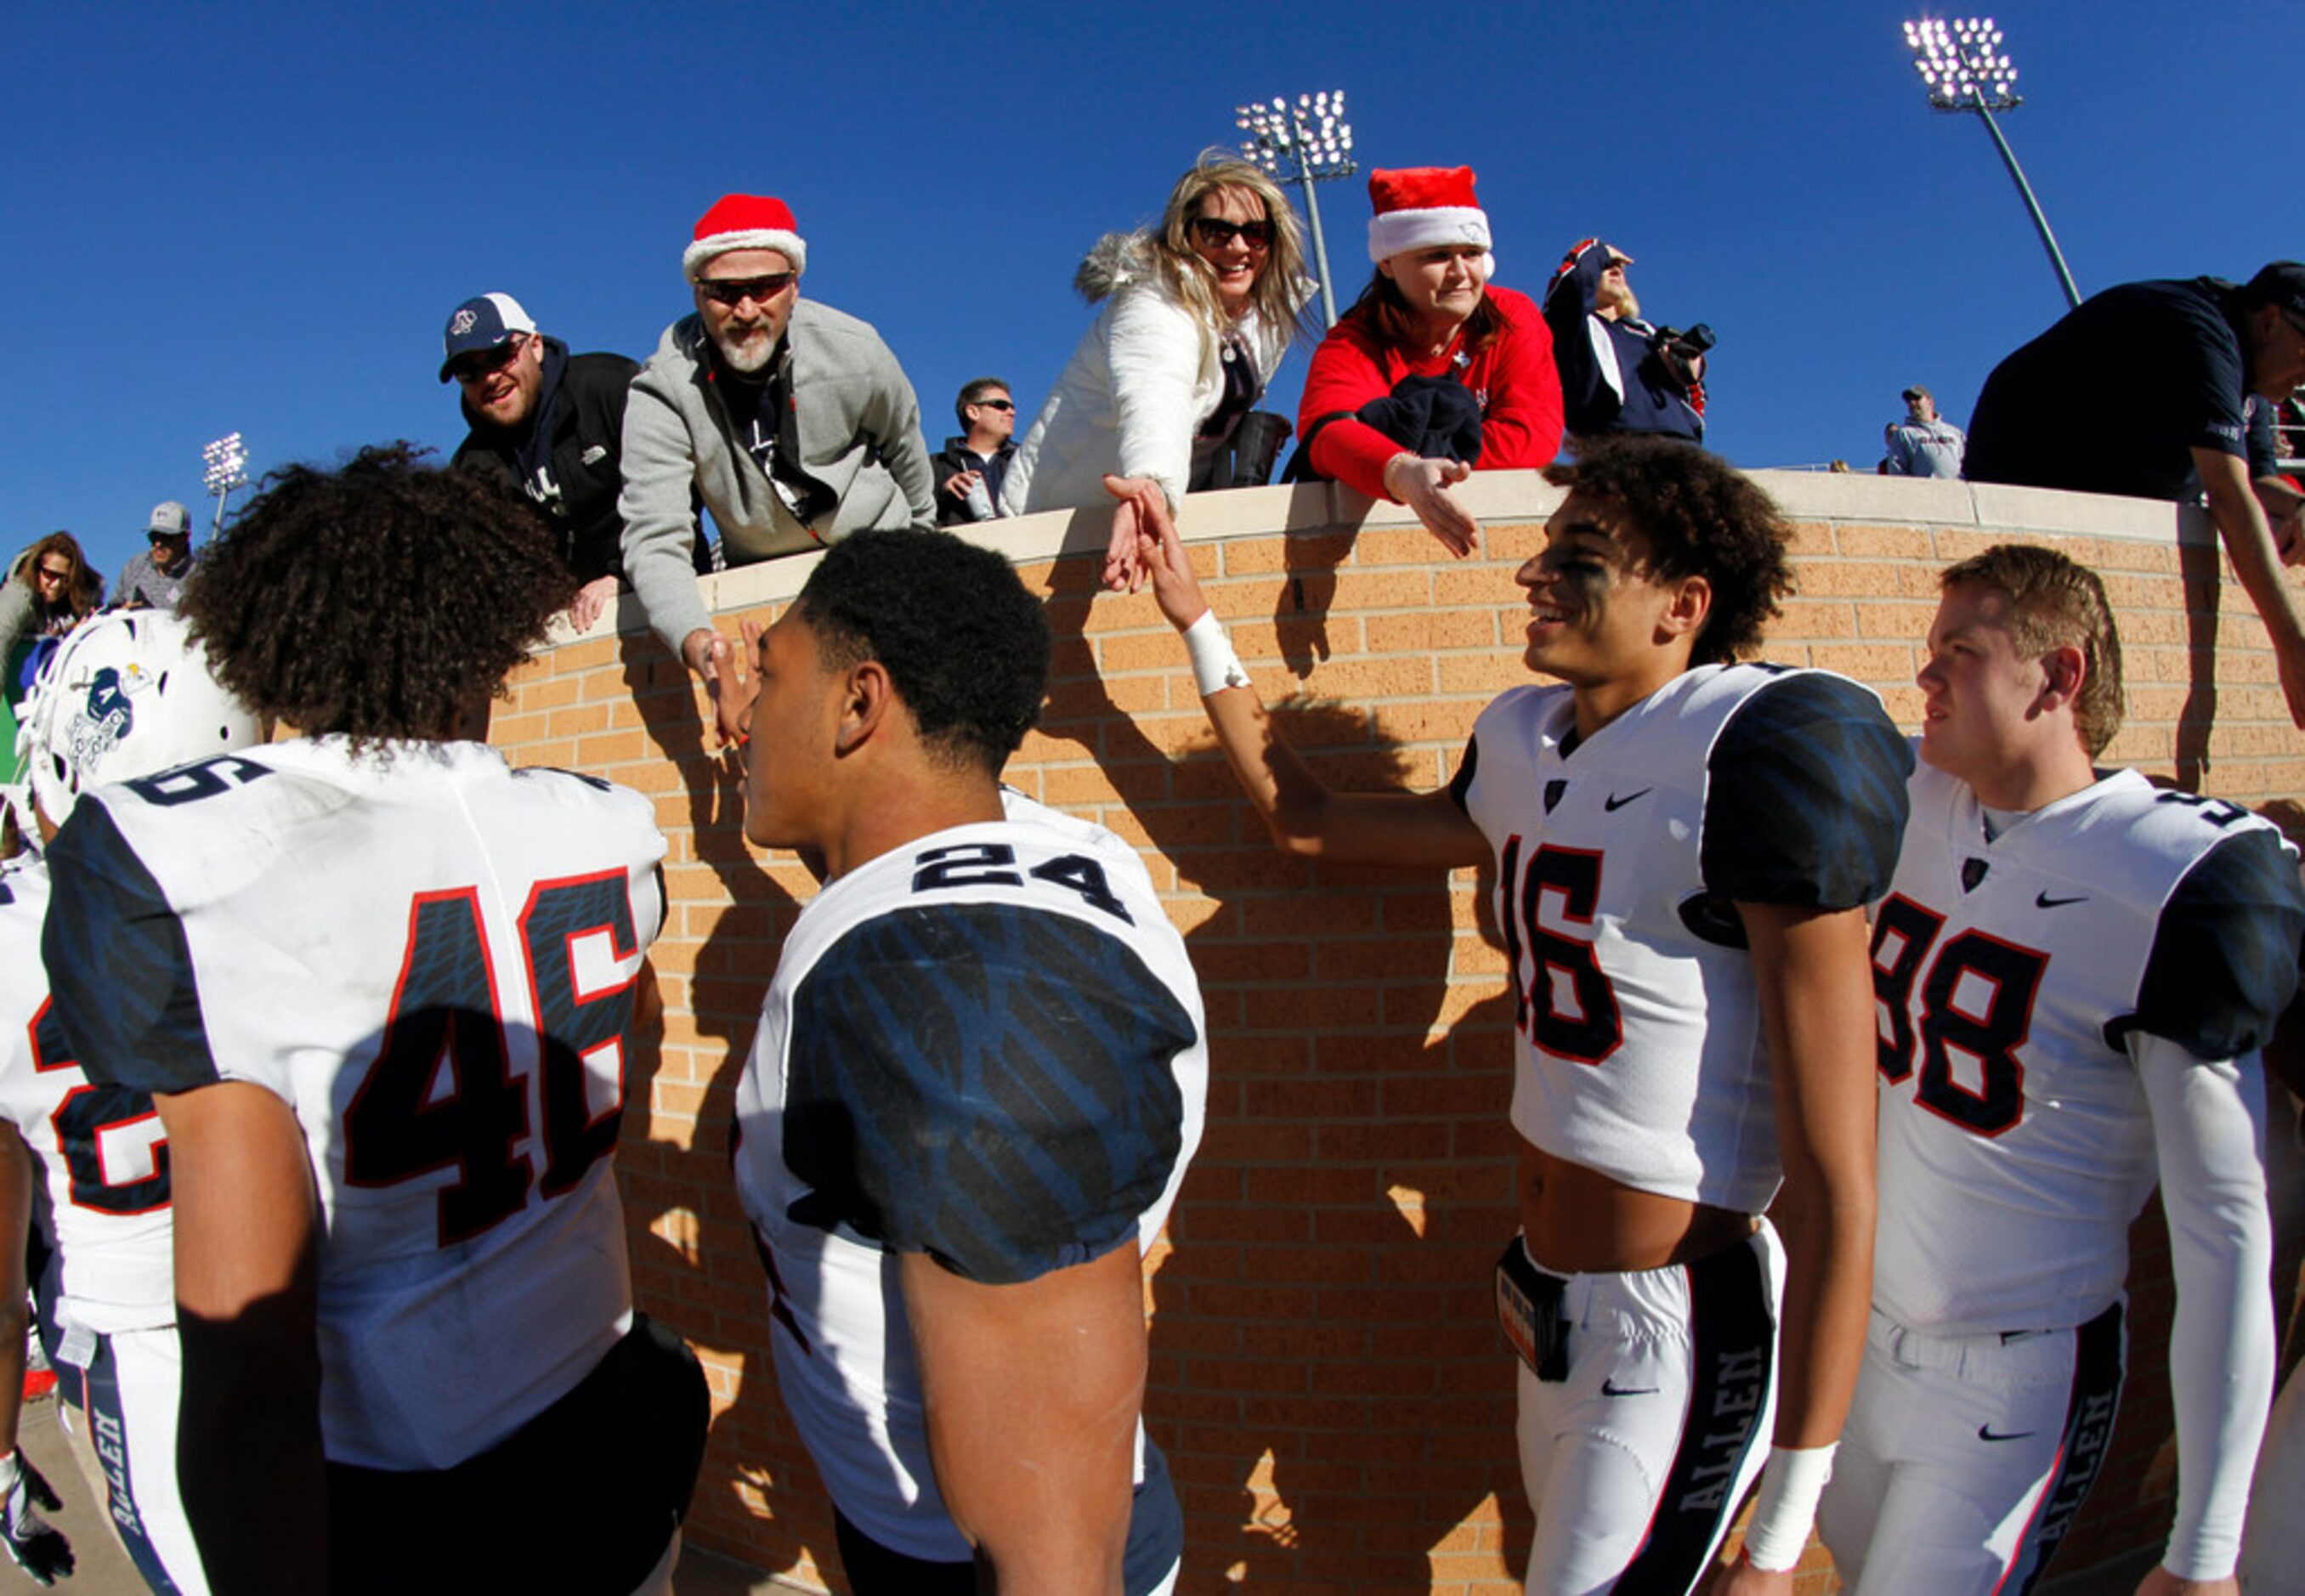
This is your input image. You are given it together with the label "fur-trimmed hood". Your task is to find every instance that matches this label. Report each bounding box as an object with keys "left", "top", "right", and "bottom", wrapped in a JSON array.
[{"left": 1073, "top": 231, "right": 1157, "bottom": 303}]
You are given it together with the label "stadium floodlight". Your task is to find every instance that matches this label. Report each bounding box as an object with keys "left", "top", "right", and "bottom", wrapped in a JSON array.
[
  {"left": 201, "top": 432, "right": 250, "bottom": 533},
  {"left": 1904, "top": 17, "right": 2080, "bottom": 308},
  {"left": 1237, "top": 89, "right": 1356, "bottom": 328}
]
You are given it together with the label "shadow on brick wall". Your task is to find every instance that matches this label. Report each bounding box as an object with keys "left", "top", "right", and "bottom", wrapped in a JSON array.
[
  {"left": 1036, "top": 552, "right": 1534, "bottom": 1592},
  {"left": 611, "top": 631, "right": 836, "bottom": 1587}
]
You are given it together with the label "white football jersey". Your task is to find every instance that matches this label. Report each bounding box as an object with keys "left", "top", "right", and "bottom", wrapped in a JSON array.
[
  {"left": 1870, "top": 762, "right": 2303, "bottom": 1333},
  {"left": 0, "top": 857, "right": 175, "bottom": 1334},
  {"left": 43, "top": 739, "right": 666, "bottom": 1470},
  {"left": 1452, "top": 665, "right": 1910, "bottom": 1214},
  {"left": 733, "top": 791, "right": 1207, "bottom": 1564}
]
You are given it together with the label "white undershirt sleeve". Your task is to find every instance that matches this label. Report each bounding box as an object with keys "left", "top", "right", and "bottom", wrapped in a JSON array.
[{"left": 2131, "top": 1031, "right": 2277, "bottom": 1582}]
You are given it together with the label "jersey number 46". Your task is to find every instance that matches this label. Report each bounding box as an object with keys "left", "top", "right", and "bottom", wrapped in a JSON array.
[{"left": 343, "top": 872, "right": 643, "bottom": 1247}]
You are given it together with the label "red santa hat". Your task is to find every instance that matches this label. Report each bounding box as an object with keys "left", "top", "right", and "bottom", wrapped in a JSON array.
[
  {"left": 683, "top": 194, "right": 807, "bottom": 281},
  {"left": 1366, "top": 167, "right": 1492, "bottom": 269}
]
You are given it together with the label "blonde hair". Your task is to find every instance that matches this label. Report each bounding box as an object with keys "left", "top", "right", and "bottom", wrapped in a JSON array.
[
  {"left": 1149, "top": 150, "right": 1316, "bottom": 355},
  {"left": 1940, "top": 543, "right": 2126, "bottom": 756}
]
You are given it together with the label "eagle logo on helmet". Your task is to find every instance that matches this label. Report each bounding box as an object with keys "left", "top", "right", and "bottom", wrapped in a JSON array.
[{"left": 64, "top": 661, "right": 159, "bottom": 784}]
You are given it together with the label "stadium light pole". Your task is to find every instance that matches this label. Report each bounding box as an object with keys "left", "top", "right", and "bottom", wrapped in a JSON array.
[
  {"left": 202, "top": 432, "right": 249, "bottom": 535},
  {"left": 1904, "top": 17, "right": 2081, "bottom": 309},
  {"left": 1237, "top": 91, "right": 1356, "bottom": 328}
]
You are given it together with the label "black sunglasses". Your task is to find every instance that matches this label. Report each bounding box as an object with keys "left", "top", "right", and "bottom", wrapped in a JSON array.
[
  {"left": 447, "top": 337, "right": 527, "bottom": 384},
  {"left": 973, "top": 398, "right": 1017, "bottom": 412},
  {"left": 698, "top": 272, "right": 796, "bottom": 307},
  {"left": 1189, "top": 216, "right": 1275, "bottom": 249}
]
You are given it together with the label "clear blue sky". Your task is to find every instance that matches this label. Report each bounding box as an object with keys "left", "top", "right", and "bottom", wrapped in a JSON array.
[{"left": 6, "top": 0, "right": 2294, "bottom": 584}]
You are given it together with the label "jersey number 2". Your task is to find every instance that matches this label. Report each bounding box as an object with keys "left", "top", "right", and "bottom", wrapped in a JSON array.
[
  {"left": 29, "top": 999, "right": 169, "bottom": 1214},
  {"left": 1870, "top": 894, "right": 2047, "bottom": 1136},
  {"left": 343, "top": 874, "right": 642, "bottom": 1247}
]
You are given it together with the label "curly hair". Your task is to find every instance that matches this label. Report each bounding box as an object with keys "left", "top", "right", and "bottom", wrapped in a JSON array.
[
  {"left": 1149, "top": 150, "right": 1317, "bottom": 351},
  {"left": 180, "top": 442, "right": 575, "bottom": 744},
  {"left": 1940, "top": 543, "right": 2125, "bottom": 756},
  {"left": 793, "top": 529, "right": 1050, "bottom": 775},
  {"left": 1542, "top": 437, "right": 1793, "bottom": 666}
]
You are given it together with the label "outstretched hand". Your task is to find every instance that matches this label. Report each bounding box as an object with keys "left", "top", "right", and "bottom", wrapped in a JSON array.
[
  {"left": 682, "top": 625, "right": 754, "bottom": 748},
  {"left": 566, "top": 574, "right": 620, "bottom": 635},
  {"left": 1106, "top": 475, "right": 1207, "bottom": 632},
  {"left": 1383, "top": 453, "right": 1482, "bottom": 558},
  {"left": 1100, "top": 475, "right": 1166, "bottom": 593}
]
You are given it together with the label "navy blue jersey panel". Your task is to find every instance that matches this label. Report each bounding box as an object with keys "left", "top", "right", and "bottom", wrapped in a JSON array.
[
  {"left": 785, "top": 903, "right": 1193, "bottom": 1286},
  {"left": 2119, "top": 828, "right": 2305, "bottom": 1060},
  {"left": 42, "top": 802, "right": 218, "bottom": 1095},
  {"left": 1701, "top": 674, "right": 1912, "bottom": 909},
  {"left": 1447, "top": 734, "right": 1480, "bottom": 812}
]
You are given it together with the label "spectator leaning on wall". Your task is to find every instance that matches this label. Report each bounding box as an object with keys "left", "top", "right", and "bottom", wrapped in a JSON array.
[
  {"left": 1963, "top": 261, "right": 2305, "bottom": 727},
  {"left": 441, "top": 291, "right": 648, "bottom": 634},
  {"left": 619, "top": 193, "right": 936, "bottom": 743}
]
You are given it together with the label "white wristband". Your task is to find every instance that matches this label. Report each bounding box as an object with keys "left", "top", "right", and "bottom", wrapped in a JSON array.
[
  {"left": 1741, "top": 1443, "right": 1835, "bottom": 1572},
  {"left": 1181, "top": 609, "right": 1250, "bottom": 697}
]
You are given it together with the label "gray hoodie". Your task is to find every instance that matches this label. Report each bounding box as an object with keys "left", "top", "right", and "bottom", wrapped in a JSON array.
[{"left": 618, "top": 299, "right": 936, "bottom": 654}]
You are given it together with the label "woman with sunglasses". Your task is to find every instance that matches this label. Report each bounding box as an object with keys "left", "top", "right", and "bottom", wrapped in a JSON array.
[
  {"left": 0, "top": 532, "right": 103, "bottom": 787},
  {"left": 1002, "top": 151, "right": 1314, "bottom": 591},
  {"left": 0, "top": 533, "right": 101, "bottom": 677},
  {"left": 1297, "top": 166, "right": 1565, "bottom": 558}
]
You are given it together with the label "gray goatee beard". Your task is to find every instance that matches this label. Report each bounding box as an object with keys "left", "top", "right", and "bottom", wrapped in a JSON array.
[{"left": 714, "top": 328, "right": 776, "bottom": 375}]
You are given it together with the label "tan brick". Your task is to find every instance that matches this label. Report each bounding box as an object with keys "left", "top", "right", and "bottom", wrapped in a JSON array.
[
  {"left": 1833, "top": 524, "right": 1936, "bottom": 559},
  {"left": 1767, "top": 597, "right": 1859, "bottom": 642},
  {"left": 1809, "top": 642, "right": 1918, "bottom": 682},
  {"left": 1782, "top": 520, "right": 1836, "bottom": 557},
  {"left": 1788, "top": 558, "right": 1906, "bottom": 597},
  {"left": 1363, "top": 608, "right": 1503, "bottom": 654}
]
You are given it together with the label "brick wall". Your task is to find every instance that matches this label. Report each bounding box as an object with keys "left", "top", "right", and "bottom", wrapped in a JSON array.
[{"left": 493, "top": 470, "right": 2305, "bottom": 1594}]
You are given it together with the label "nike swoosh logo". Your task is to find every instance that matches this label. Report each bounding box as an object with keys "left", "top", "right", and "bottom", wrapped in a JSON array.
[
  {"left": 1978, "top": 1425, "right": 2036, "bottom": 1442},
  {"left": 1601, "top": 1379, "right": 1658, "bottom": 1397},
  {"left": 1603, "top": 789, "right": 1653, "bottom": 812},
  {"left": 2036, "top": 891, "right": 2087, "bottom": 908}
]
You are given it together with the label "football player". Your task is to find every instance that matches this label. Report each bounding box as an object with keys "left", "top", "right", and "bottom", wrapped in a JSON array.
[
  {"left": 1817, "top": 544, "right": 2302, "bottom": 1595},
  {"left": 40, "top": 446, "right": 709, "bottom": 1595},
  {"left": 1117, "top": 434, "right": 1911, "bottom": 1593},
  {"left": 727, "top": 529, "right": 1206, "bottom": 1595},
  {"left": 0, "top": 609, "right": 264, "bottom": 1593}
]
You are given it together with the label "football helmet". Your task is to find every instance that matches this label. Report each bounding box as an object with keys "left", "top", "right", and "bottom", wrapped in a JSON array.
[{"left": 15, "top": 608, "right": 263, "bottom": 833}]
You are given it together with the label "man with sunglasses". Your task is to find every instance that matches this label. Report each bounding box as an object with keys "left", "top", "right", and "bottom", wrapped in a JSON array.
[
  {"left": 1964, "top": 261, "right": 2305, "bottom": 728},
  {"left": 932, "top": 378, "right": 1019, "bottom": 525},
  {"left": 113, "top": 501, "right": 200, "bottom": 611},
  {"left": 441, "top": 291, "right": 643, "bottom": 634},
  {"left": 620, "top": 194, "right": 936, "bottom": 742}
]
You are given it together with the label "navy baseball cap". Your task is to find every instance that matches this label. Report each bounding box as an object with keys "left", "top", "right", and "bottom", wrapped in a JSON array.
[
  {"left": 2245, "top": 262, "right": 2305, "bottom": 320},
  {"left": 439, "top": 292, "right": 538, "bottom": 381}
]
